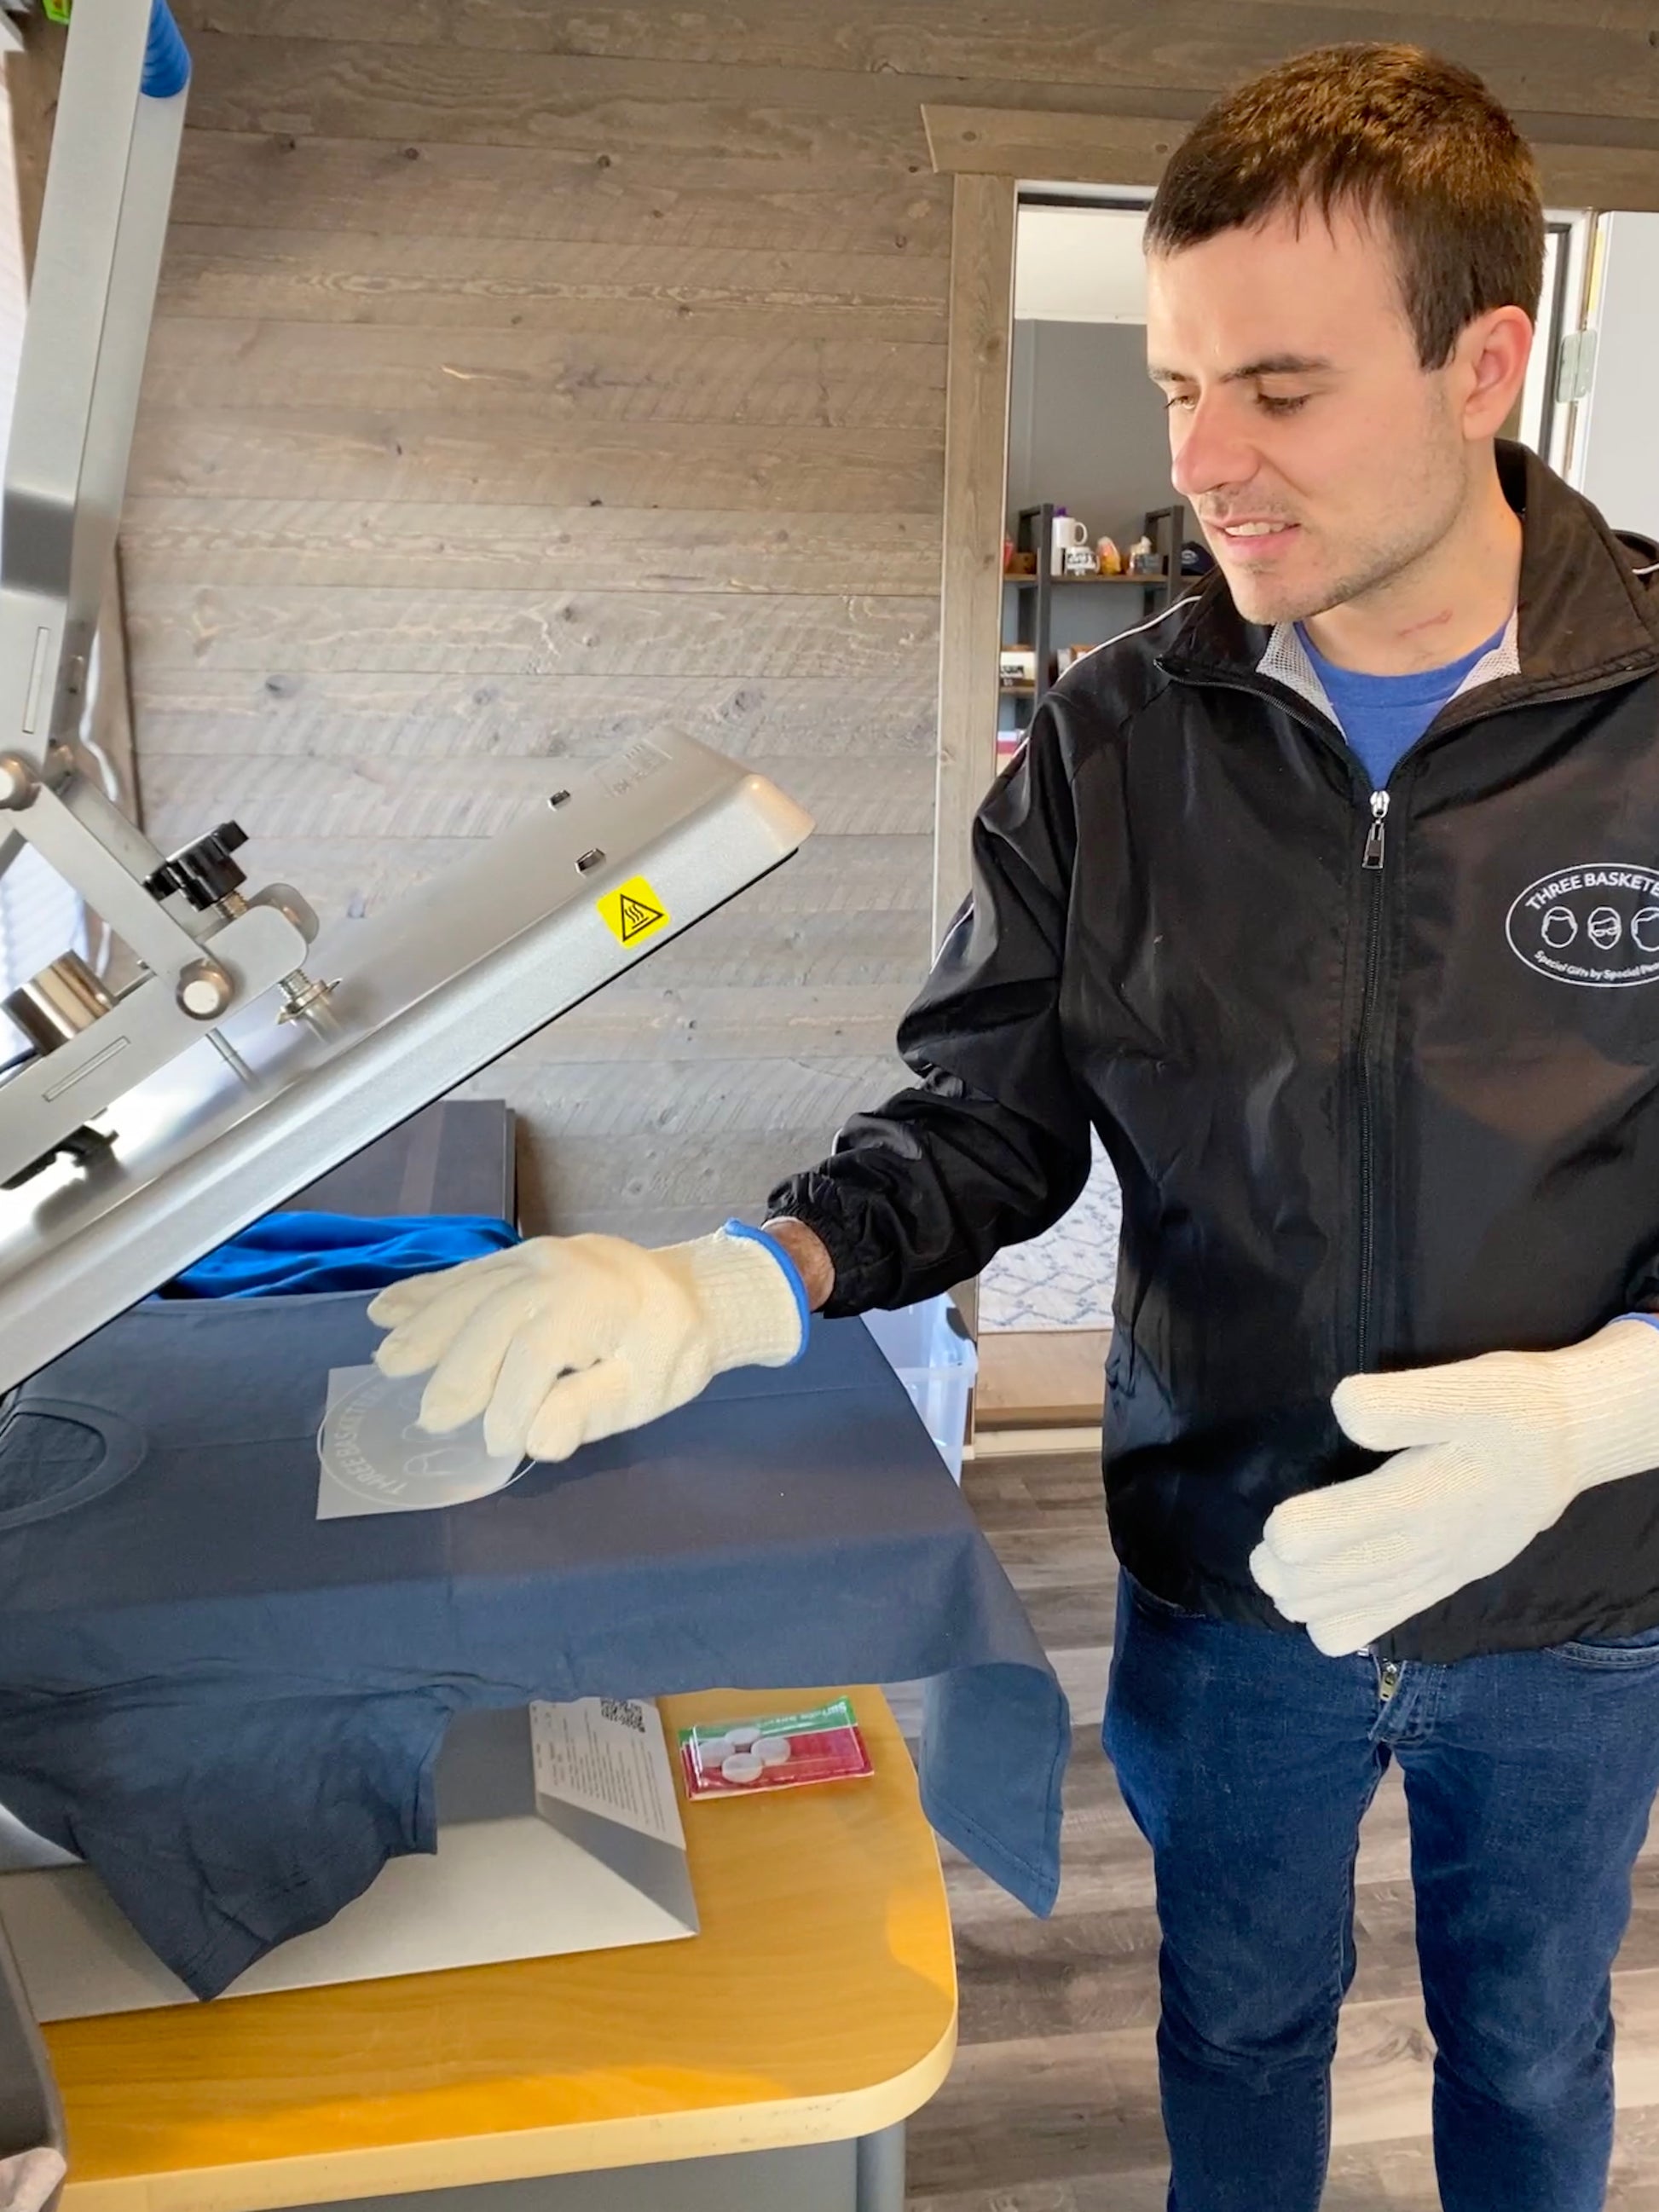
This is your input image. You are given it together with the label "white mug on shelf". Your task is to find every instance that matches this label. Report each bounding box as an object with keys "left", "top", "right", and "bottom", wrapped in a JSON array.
[{"left": 1050, "top": 514, "right": 1089, "bottom": 575}]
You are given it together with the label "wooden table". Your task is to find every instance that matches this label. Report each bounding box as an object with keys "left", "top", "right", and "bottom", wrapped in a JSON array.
[{"left": 43, "top": 1688, "right": 957, "bottom": 2212}]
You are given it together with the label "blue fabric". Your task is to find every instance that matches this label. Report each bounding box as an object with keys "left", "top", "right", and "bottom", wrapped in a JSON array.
[
  {"left": 159, "top": 1211, "right": 519, "bottom": 1299},
  {"left": 1621, "top": 1312, "right": 1659, "bottom": 1332},
  {"left": 1104, "top": 1572, "right": 1659, "bottom": 2212},
  {"left": 1298, "top": 619, "right": 1508, "bottom": 789},
  {"left": 0, "top": 1291, "right": 1065, "bottom": 1996}
]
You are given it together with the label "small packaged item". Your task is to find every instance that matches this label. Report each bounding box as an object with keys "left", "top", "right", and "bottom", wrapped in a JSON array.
[{"left": 679, "top": 1697, "right": 874, "bottom": 1801}]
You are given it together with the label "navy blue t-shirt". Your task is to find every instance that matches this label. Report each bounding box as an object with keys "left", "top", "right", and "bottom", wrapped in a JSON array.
[{"left": 1297, "top": 618, "right": 1509, "bottom": 789}]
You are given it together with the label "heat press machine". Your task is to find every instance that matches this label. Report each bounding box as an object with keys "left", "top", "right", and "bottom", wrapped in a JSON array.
[{"left": 0, "top": 0, "right": 812, "bottom": 2174}]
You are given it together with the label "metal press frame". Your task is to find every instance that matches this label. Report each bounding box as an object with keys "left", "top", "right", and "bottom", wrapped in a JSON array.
[{"left": 0, "top": 0, "right": 327, "bottom": 1192}]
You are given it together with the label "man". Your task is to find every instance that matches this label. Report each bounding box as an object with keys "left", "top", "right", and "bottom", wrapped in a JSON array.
[{"left": 370, "top": 43, "right": 1659, "bottom": 2212}]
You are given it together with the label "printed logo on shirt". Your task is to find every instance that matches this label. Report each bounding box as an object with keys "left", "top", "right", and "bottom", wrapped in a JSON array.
[{"left": 1506, "top": 863, "right": 1659, "bottom": 988}]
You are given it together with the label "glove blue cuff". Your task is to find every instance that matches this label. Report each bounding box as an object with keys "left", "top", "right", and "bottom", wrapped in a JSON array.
[
  {"left": 1619, "top": 1311, "right": 1659, "bottom": 1333},
  {"left": 721, "top": 1218, "right": 809, "bottom": 1363}
]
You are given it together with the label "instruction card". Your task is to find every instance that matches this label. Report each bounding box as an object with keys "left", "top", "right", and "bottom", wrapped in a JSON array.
[{"left": 530, "top": 1696, "right": 685, "bottom": 1849}]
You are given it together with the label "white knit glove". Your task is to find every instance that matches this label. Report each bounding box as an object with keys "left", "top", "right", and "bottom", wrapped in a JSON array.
[
  {"left": 1250, "top": 1319, "right": 1659, "bottom": 1656},
  {"left": 368, "top": 1223, "right": 806, "bottom": 1464}
]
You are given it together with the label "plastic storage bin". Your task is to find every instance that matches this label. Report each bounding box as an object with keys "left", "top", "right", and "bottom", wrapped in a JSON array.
[{"left": 861, "top": 1295, "right": 977, "bottom": 1482}]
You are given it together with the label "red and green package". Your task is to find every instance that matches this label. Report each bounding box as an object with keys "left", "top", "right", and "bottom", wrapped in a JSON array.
[{"left": 678, "top": 1697, "right": 874, "bottom": 1800}]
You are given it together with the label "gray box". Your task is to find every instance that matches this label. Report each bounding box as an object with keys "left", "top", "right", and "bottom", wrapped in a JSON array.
[{"left": 284, "top": 1100, "right": 516, "bottom": 1225}]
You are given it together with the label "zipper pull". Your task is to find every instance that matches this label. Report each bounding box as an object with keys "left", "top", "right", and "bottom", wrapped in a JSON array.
[{"left": 1362, "top": 788, "right": 1390, "bottom": 871}]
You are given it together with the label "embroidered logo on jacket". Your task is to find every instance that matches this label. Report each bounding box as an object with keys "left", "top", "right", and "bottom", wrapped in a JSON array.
[{"left": 1506, "top": 864, "right": 1659, "bottom": 987}]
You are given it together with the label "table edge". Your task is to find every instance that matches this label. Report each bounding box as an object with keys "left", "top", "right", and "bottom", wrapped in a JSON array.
[{"left": 61, "top": 2012, "right": 959, "bottom": 2212}]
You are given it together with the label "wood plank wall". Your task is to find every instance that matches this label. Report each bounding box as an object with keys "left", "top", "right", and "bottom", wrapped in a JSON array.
[{"left": 123, "top": 0, "right": 1659, "bottom": 1240}]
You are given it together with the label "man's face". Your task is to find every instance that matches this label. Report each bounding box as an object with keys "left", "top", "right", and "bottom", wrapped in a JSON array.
[{"left": 1145, "top": 202, "right": 1488, "bottom": 629}]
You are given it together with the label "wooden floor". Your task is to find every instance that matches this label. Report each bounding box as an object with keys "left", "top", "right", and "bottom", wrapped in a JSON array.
[{"left": 905, "top": 1448, "right": 1659, "bottom": 2210}]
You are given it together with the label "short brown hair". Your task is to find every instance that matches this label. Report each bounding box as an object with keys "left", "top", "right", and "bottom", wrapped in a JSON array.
[{"left": 1144, "top": 43, "right": 1544, "bottom": 369}]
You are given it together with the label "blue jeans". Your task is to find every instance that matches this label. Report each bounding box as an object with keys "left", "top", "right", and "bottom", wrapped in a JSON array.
[{"left": 1103, "top": 1571, "right": 1659, "bottom": 2212}]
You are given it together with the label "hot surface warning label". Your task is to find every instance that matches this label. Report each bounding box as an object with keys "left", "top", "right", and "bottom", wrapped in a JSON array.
[{"left": 598, "top": 875, "right": 670, "bottom": 947}]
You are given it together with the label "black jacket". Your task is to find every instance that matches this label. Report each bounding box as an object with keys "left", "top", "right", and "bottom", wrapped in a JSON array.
[{"left": 769, "top": 442, "right": 1659, "bottom": 1662}]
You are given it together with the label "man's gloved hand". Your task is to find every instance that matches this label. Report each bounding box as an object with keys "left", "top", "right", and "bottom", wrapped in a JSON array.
[
  {"left": 1250, "top": 1319, "right": 1659, "bottom": 1656},
  {"left": 367, "top": 1222, "right": 807, "bottom": 1464}
]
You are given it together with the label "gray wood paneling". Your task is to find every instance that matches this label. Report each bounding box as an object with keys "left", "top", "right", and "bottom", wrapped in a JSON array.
[
  {"left": 170, "top": 0, "right": 1659, "bottom": 60},
  {"left": 489, "top": 985, "right": 905, "bottom": 1065},
  {"left": 165, "top": 133, "right": 954, "bottom": 257},
  {"left": 123, "top": 670, "right": 938, "bottom": 757},
  {"left": 176, "top": 39, "right": 954, "bottom": 162},
  {"left": 140, "top": 330, "right": 945, "bottom": 437},
  {"left": 166, "top": 3, "right": 1659, "bottom": 128},
  {"left": 130, "top": 411, "right": 943, "bottom": 511},
  {"left": 150, "top": 240, "right": 947, "bottom": 338},
  {"left": 124, "top": 582, "right": 935, "bottom": 676},
  {"left": 121, "top": 501, "right": 941, "bottom": 594}
]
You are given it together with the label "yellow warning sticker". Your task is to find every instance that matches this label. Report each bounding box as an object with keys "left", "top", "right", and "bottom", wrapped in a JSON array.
[{"left": 597, "top": 875, "right": 671, "bottom": 949}]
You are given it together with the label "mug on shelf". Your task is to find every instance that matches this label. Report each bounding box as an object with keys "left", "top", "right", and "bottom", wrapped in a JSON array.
[{"left": 1050, "top": 515, "right": 1089, "bottom": 575}]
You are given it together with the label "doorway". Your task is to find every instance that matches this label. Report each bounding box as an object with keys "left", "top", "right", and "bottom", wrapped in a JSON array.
[{"left": 976, "top": 193, "right": 1166, "bottom": 1432}]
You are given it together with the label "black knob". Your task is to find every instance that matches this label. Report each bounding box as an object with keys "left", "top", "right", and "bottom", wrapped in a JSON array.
[{"left": 144, "top": 821, "right": 250, "bottom": 911}]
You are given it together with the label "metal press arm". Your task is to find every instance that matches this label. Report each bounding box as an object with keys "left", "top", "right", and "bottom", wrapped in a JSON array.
[
  {"left": 0, "top": 0, "right": 201, "bottom": 967},
  {"left": 0, "top": 0, "right": 322, "bottom": 1189}
]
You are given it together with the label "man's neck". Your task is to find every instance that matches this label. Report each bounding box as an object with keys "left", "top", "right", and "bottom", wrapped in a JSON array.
[{"left": 1298, "top": 454, "right": 1523, "bottom": 677}]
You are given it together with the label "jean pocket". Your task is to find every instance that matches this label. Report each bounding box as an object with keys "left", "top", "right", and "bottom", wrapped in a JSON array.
[
  {"left": 1122, "top": 1568, "right": 1209, "bottom": 1626},
  {"left": 1552, "top": 1617, "right": 1659, "bottom": 1668}
]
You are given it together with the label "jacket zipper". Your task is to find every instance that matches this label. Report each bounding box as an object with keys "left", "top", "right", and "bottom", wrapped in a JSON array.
[
  {"left": 1356, "top": 787, "right": 1391, "bottom": 1366},
  {"left": 1362, "top": 788, "right": 1390, "bottom": 870}
]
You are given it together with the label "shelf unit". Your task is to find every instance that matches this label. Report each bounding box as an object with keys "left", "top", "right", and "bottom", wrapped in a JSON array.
[{"left": 1000, "top": 500, "right": 1189, "bottom": 713}]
